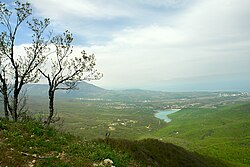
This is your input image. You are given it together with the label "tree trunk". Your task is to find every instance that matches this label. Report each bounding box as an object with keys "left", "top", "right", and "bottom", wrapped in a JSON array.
[
  {"left": 3, "top": 85, "right": 9, "bottom": 120},
  {"left": 12, "top": 70, "right": 19, "bottom": 122},
  {"left": 12, "top": 94, "right": 18, "bottom": 122},
  {"left": 47, "top": 89, "right": 55, "bottom": 125},
  {"left": 0, "top": 74, "right": 9, "bottom": 120}
]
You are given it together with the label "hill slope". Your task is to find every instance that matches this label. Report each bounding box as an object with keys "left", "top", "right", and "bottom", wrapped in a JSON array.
[
  {"left": 0, "top": 119, "right": 231, "bottom": 167},
  {"left": 148, "top": 102, "right": 250, "bottom": 166}
]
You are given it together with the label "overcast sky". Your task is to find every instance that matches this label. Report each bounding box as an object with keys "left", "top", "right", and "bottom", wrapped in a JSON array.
[{"left": 9, "top": 0, "right": 250, "bottom": 91}]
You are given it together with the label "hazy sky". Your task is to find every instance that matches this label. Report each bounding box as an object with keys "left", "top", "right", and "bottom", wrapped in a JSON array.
[{"left": 8, "top": 0, "right": 250, "bottom": 91}]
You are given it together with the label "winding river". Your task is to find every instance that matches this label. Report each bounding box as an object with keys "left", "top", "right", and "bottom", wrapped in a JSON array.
[{"left": 154, "top": 109, "right": 181, "bottom": 123}]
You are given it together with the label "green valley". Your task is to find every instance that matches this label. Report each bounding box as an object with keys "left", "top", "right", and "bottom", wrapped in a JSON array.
[
  {"left": 1, "top": 83, "right": 250, "bottom": 166},
  {"left": 145, "top": 103, "right": 250, "bottom": 166}
]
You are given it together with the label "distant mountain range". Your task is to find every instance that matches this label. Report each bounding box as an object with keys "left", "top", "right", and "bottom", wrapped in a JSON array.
[
  {"left": 24, "top": 81, "right": 245, "bottom": 102},
  {"left": 24, "top": 81, "right": 108, "bottom": 98}
]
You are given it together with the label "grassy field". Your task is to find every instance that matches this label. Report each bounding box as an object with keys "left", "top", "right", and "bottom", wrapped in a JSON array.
[{"left": 27, "top": 97, "right": 167, "bottom": 139}]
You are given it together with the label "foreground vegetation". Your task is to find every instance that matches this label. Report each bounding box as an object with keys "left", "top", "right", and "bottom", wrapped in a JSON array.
[{"left": 0, "top": 118, "right": 231, "bottom": 166}]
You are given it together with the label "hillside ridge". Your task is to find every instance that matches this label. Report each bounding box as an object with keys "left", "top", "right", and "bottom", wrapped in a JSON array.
[{"left": 0, "top": 119, "right": 231, "bottom": 166}]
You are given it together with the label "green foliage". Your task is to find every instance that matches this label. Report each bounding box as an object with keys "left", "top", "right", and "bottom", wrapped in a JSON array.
[
  {"left": 98, "top": 138, "right": 230, "bottom": 167},
  {"left": 65, "top": 138, "right": 133, "bottom": 166},
  {"left": 0, "top": 119, "right": 133, "bottom": 166},
  {"left": 147, "top": 102, "right": 250, "bottom": 166},
  {"left": 0, "top": 118, "right": 229, "bottom": 166},
  {"left": 0, "top": 119, "right": 7, "bottom": 130}
]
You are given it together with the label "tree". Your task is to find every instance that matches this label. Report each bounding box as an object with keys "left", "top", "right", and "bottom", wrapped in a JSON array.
[
  {"left": 0, "top": 59, "right": 9, "bottom": 120},
  {"left": 0, "top": 1, "right": 50, "bottom": 121},
  {"left": 39, "top": 30, "right": 102, "bottom": 125}
]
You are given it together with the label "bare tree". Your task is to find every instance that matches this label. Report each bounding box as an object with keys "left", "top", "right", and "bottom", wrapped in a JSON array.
[
  {"left": 0, "top": 64, "right": 9, "bottom": 120},
  {"left": 0, "top": 1, "right": 50, "bottom": 121},
  {"left": 39, "top": 30, "right": 102, "bottom": 125}
]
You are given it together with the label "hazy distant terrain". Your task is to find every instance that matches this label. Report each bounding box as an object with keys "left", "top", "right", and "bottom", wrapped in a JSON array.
[{"left": 25, "top": 81, "right": 250, "bottom": 101}]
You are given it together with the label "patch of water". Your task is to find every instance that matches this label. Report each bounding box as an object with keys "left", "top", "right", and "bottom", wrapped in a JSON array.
[{"left": 155, "top": 109, "right": 181, "bottom": 123}]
